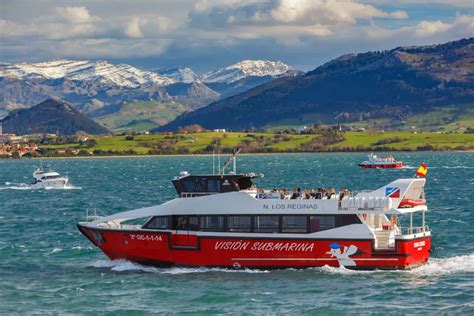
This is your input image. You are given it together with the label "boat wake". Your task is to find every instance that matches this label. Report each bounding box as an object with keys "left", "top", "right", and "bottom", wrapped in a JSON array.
[
  {"left": 90, "top": 260, "right": 270, "bottom": 274},
  {"left": 45, "top": 185, "right": 82, "bottom": 190},
  {"left": 0, "top": 182, "right": 31, "bottom": 190},
  {"left": 0, "top": 182, "right": 81, "bottom": 190},
  {"left": 314, "top": 254, "right": 474, "bottom": 276},
  {"left": 88, "top": 255, "right": 474, "bottom": 276},
  {"left": 407, "top": 254, "right": 474, "bottom": 276}
]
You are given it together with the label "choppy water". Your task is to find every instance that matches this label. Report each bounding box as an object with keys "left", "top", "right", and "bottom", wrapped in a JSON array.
[{"left": 1, "top": 153, "right": 473, "bottom": 314}]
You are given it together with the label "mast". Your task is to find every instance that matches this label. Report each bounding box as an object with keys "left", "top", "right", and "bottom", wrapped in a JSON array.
[{"left": 222, "top": 148, "right": 241, "bottom": 174}]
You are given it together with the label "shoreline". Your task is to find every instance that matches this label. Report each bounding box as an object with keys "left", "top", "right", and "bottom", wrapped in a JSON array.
[{"left": 3, "top": 150, "right": 474, "bottom": 160}]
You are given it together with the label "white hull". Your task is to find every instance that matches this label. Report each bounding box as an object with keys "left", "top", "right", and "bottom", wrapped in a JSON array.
[{"left": 31, "top": 178, "right": 69, "bottom": 189}]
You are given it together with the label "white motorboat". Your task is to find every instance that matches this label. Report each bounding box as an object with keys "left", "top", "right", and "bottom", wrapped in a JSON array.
[{"left": 31, "top": 167, "right": 69, "bottom": 189}]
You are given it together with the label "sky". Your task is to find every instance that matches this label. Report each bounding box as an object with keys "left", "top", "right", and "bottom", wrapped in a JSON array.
[{"left": 0, "top": 0, "right": 473, "bottom": 72}]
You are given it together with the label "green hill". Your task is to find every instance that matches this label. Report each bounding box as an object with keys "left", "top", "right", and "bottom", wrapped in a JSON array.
[
  {"left": 158, "top": 38, "right": 474, "bottom": 132},
  {"left": 1, "top": 98, "right": 111, "bottom": 136}
]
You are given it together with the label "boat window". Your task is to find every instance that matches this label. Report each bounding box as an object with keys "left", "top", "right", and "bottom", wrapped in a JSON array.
[
  {"left": 207, "top": 179, "right": 220, "bottom": 192},
  {"left": 236, "top": 177, "right": 253, "bottom": 190},
  {"left": 172, "top": 215, "right": 200, "bottom": 231},
  {"left": 144, "top": 216, "right": 169, "bottom": 230},
  {"left": 189, "top": 216, "right": 199, "bottom": 231},
  {"left": 282, "top": 215, "right": 308, "bottom": 233},
  {"left": 173, "top": 216, "right": 188, "bottom": 230},
  {"left": 254, "top": 215, "right": 279, "bottom": 233},
  {"left": 182, "top": 180, "right": 195, "bottom": 192},
  {"left": 200, "top": 215, "right": 225, "bottom": 231},
  {"left": 336, "top": 214, "right": 361, "bottom": 226},
  {"left": 309, "top": 215, "right": 336, "bottom": 232},
  {"left": 228, "top": 216, "right": 252, "bottom": 232}
]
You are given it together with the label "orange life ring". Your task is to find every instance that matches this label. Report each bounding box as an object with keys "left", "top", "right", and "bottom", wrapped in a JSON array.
[{"left": 399, "top": 199, "right": 426, "bottom": 208}]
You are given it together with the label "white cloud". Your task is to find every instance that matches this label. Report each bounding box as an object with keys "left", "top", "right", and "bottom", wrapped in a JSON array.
[
  {"left": 56, "top": 6, "right": 97, "bottom": 24},
  {"left": 125, "top": 16, "right": 143, "bottom": 38},
  {"left": 0, "top": 0, "right": 472, "bottom": 70},
  {"left": 415, "top": 20, "right": 450, "bottom": 37},
  {"left": 269, "top": 0, "right": 408, "bottom": 25}
]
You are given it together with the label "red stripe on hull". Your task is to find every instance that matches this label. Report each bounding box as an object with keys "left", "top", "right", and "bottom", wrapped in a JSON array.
[{"left": 79, "top": 225, "right": 430, "bottom": 270}]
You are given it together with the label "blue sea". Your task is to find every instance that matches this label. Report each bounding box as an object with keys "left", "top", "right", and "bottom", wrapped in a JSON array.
[{"left": 1, "top": 153, "right": 473, "bottom": 314}]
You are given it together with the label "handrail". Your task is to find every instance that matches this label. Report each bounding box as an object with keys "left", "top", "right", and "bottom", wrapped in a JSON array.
[
  {"left": 397, "top": 225, "right": 430, "bottom": 235},
  {"left": 180, "top": 192, "right": 218, "bottom": 198}
]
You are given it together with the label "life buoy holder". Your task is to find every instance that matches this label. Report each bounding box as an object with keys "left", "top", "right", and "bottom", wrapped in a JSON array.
[{"left": 398, "top": 199, "right": 426, "bottom": 208}]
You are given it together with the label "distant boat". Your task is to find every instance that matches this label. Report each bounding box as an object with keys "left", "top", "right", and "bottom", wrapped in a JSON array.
[
  {"left": 359, "top": 153, "right": 403, "bottom": 169},
  {"left": 31, "top": 166, "right": 69, "bottom": 189}
]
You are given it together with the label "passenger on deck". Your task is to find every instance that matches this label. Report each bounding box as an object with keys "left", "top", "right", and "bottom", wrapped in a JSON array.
[
  {"left": 340, "top": 188, "right": 350, "bottom": 200},
  {"left": 278, "top": 188, "right": 285, "bottom": 199},
  {"left": 321, "top": 188, "right": 327, "bottom": 199},
  {"left": 314, "top": 188, "right": 322, "bottom": 199},
  {"left": 291, "top": 188, "right": 301, "bottom": 199},
  {"left": 328, "top": 187, "right": 337, "bottom": 199}
]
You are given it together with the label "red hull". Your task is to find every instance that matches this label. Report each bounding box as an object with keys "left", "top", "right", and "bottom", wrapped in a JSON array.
[
  {"left": 359, "top": 163, "right": 404, "bottom": 169},
  {"left": 79, "top": 225, "right": 431, "bottom": 270}
]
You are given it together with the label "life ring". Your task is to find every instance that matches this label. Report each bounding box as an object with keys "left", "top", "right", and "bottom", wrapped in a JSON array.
[{"left": 398, "top": 199, "right": 426, "bottom": 208}]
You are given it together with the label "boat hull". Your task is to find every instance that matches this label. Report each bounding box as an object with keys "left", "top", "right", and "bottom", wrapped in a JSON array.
[
  {"left": 31, "top": 178, "right": 68, "bottom": 189},
  {"left": 358, "top": 163, "right": 404, "bottom": 169},
  {"left": 78, "top": 224, "right": 431, "bottom": 270}
]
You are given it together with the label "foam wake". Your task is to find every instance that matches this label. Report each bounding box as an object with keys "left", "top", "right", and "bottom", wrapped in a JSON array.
[
  {"left": 408, "top": 254, "right": 474, "bottom": 276},
  {"left": 314, "top": 254, "right": 474, "bottom": 276},
  {"left": 89, "top": 260, "right": 269, "bottom": 274},
  {"left": 89, "top": 255, "right": 474, "bottom": 276},
  {"left": 0, "top": 183, "right": 82, "bottom": 190}
]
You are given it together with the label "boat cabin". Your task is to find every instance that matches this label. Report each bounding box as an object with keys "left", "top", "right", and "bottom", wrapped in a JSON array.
[{"left": 172, "top": 172, "right": 262, "bottom": 197}]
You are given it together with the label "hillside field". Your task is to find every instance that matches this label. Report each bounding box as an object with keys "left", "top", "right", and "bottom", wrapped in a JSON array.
[{"left": 38, "top": 131, "right": 474, "bottom": 156}]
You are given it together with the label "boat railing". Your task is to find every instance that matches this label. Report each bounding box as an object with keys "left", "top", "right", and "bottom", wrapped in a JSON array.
[
  {"left": 397, "top": 225, "right": 430, "bottom": 235},
  {"left": 180, "top": 192, "right": 218, "bottom": 198},
  {"left": 85, "top": 208, "right": 102, "bottom": 222}
]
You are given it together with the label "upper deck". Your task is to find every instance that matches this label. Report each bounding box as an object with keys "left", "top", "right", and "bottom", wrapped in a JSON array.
[{"left": 172, "top": 172, "right": 262, "bottom": 196}]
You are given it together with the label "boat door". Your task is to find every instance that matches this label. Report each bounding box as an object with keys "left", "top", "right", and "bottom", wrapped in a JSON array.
[{"left": 171, "top": 215, "right": 199, "bottom": 248}]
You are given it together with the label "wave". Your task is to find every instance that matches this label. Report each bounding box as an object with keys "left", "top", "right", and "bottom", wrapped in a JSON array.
[
  {"left": 50, "top": 247, "right": 62, "bottom": 254},
  {"left": 72, "top": 246, "right": 93, "bottom": 251},
  {"left": 441, "top": 166, "right": 474, "bottom": 169},
  {"left": 408, "top": 254, "right": 474, "bottom": 276},
  {"left": 90, "top": 259, "right": 269, "bottom": 274}
]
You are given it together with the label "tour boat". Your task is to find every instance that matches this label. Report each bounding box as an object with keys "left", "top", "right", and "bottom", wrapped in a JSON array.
[
  {"left": 78, "top": 155, "right": 430, "bottom": 270},
  {"left": 31, "top": 167, "right": 69, "bottom": 189},
  {"left": 359, "top": 153, "right": 404, "bottom": 169}
]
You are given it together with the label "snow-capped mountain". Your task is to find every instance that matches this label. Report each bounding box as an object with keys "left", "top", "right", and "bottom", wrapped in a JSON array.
[
  {"left": 203, "top": 60, "right": 293, "bottom": 84},
  {"left": 159, "top": 67, "right": 201, "bottom": 84},
  {"left": 0, "top": 60, "right": 175, "bottom": 88},
  {"left": 0, "top": 59, "right": 300, "bottom": 129}
]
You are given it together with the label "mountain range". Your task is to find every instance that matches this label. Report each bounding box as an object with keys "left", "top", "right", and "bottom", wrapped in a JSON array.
[
  {"left": 0, "top": 59, "right": 300, "bottom": 130},
  {"left": 159, "top": 37, "right": 474, "bottom": 131}
]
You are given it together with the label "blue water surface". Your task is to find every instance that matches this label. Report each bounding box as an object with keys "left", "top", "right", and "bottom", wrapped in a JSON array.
[{"left": 0, "top": 153, "right": 473, "bottom": 314}]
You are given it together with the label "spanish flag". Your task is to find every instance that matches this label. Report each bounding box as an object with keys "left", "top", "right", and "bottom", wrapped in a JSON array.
[{"left": 416, "top": 163, "right": 428, "bottom": 177}]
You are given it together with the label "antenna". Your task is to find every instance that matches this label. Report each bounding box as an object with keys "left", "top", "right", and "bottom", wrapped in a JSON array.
[
  {"left": 222, "top": 148, "right": 241, "bottom": 174},
  {"left": 212, "top": 149, "right": 215, "bottom": 175},
  {"left": 218, "top": 149, "right": 221, "bottom": 175}
]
